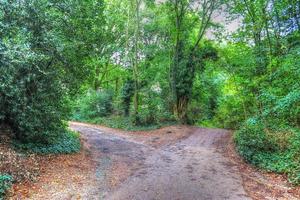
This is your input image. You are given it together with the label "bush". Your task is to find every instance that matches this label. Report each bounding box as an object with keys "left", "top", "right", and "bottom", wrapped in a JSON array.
[
  {"left": 0, "top": 174, "right": 13, "bottom": 199},
  {"left": 0, "top": 59, "right": 72, "bottom": 144},
  {"left": 72, "top": 90, "right": 113, "bottom": 121},
  {"left": 235, "top": 118, "right": 300, "bottom": 184},
  {"left": 138, "top": 87, "right": 175, "bottom": 126},
  {"left": 81, "top": 115, "right": 176, "bottom": 131},
  {"left": 234, "top": 118, "right": 278, "bottom": 163},
  {"left": 0, "top": 1, "right": 79, "bottom": 145},
  {"left": 72, "top": 86, "right": 176, "bottom": 130},
  {"left": 14, "top": 131, "right": 81, "bottom": 154}
]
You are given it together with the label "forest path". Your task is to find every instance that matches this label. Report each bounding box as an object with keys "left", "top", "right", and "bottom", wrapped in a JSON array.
[
  {"left": 70, "top": 122, "right": 250, "bottom": 200},
  {"left": 12, "top": 122, "right": 250, "bottom": 200}
]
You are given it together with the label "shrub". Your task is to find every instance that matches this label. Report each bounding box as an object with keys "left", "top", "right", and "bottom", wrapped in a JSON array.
[
  {"left": 72, "top": 90, "right": 113, "bottom": 121},
  {"left": 138, "top": 87, "right": 175, "bottom": 126},
  {"left": 235, "top": 118, "right": 300, "bottom": 184},
  {"left": 82, "top": 115, "right": 176, "bottom": 131},
  {"left": 213, "top": 94, "right": 256, "bottom": 129},
  {"left": 14, "top": 131, "right": 81, "bottom": 154},
  {"left": 234, "top": 118, "right": 278, "bottom": 163},
  {"left": 0, "top": 1, "right": 80, "bottom": 145},
  {"left": 0, "top": 174, "right": 13, "bottom": 199}
]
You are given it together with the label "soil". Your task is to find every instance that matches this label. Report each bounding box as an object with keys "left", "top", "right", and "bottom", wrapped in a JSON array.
[{"left": 7, "top": 122, "right": 300, "bottom": 200}]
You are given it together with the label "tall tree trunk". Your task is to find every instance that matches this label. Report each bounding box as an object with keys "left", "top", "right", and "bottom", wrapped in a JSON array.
[
  {"left": 171, "top": 0, "right": 187, "bottom": 123},
  {"left": 94, "top": 66, "right": 100, "bottom": 90},
  {"left": 133, "top": 0, "right": 141, "bottom": 124},
  {"left": 115, "top": 77, "right": 119, "bottom": 93},
  {"left": 170, "top": 0, "right": 216, "bottom": 124}
]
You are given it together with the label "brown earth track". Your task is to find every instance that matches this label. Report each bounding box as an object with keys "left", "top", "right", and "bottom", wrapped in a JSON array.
[{"left": 8, "top": 122, "right": 300, "bottom": 200}]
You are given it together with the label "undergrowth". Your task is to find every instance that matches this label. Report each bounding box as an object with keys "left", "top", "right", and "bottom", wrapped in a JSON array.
[
  {"left": 76, "top": 116, "right": 177, "bottom": 131},
  {"left": 0, "top": 174, "right": 13, "bottom": 200},
  {"left": 235, "top": 118, "right": 300, "bottom": 185},
  {"left": 14, "top": 131, "right": 81, "bottom": 154}
]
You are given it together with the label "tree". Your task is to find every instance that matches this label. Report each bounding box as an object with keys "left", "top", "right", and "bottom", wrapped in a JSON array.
[
  {"left": 0, "top": 0, "right": 105, "bottom": 143},
  {"left": 132, "top": 0, "right": 143, "bottom": 124},
  {"left": 167, "top": 0, "right": 223, "bottom": 123}
]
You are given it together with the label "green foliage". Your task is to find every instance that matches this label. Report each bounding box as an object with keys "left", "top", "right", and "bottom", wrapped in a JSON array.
[
  {"left": 72, "top": 90, "right": 113, "bottom": 121},
  {"left": 213, "top": 95, "right": 247, "bottom": 129},
  {"left": 85, "top": 115, "right": 176, "bottom": 131},
  {"left": 0, "top": 174, "right": 13, "bottom": 199},
  {"left": 120, "top": 80, "right": 135, "bottom": 116},
  {"left": 0, "top": 0, "right": 104, "bottom": 146},
  {"left": 138, "top": 82, "right": 175, "bottom": 125},
  {"left": 200, "top": 0, "right": 300, "bottom": 185},
  {"left": 0, "top": 1, "right": 68, "bottom": 144},
  {"left": 234, "top": 119, "right": 278, "bottom": 163},
  {"left": 232, "top": 44, "right": 300, "bottom": 184},
  {"left": 221, "top": 42, "right": 300, "bottom": 185},
  {"left": 190, "top": 56, "right": 222, "bottom": 125},
  {"left": 235, "top": 119, "right": 300, "bottom": 184},
  {"left": 14, "top": 131, "right": 80, "bottom": 154},
  {"left": 1, "top": 0, "right": 298, "bottom": 186},
  {"left": 73, "top": 86, "right": 176, "bottom": 130}
]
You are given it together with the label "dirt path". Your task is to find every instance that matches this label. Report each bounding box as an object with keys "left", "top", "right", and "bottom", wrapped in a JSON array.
[
  {"left": 106, "top": 128, "right": 250, "bottom": 200},
  {"left": 72, "top": 123, "right": 250, "bottom": 200},
  {"left": 11, "top": 122, "right": 251, "bottom": 200}
]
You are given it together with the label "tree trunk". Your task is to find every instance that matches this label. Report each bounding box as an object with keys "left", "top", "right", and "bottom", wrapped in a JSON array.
[
  {"left": 94, "top": 66, "right": 100, "bottom": 90},
  {"left": 132, "top": 0, "right": 141, "bottom": 125},
  {"left": 175, "top": 96, "right": 189, "bottom": 124}
]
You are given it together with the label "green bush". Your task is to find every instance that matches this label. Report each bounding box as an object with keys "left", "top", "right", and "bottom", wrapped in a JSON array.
[
  {"left": 14, "top": 131, "right": 81, "bottom": 154},
  {"left": 235, "top": 118, "right": 300, "bottom": 184},
  {"left": 72, "top": 90, "right": 113, "bottom": 121},
  {"left": 213, "top": 95, "right": 247, "bottom": 129},
  {"left": 0, "top": 174, "right": 13, "bottom": 199},
  {"left": 0, "top": 46, "right": 72, "bottom": 144},
  {"left": 72, "top": 86, "right": 176, "bottom": 130},
  {"left": 0, "top": 1, "right": 81, "bottom": 145},
  {"left": 138, "top": 87, "right": 175, "bottom": 126},
  {"left": 234, "top": 118, "right": 278, "bottom": 163},
  {"left": 81, "top": 115, "right": 176, "bottom": 131}
]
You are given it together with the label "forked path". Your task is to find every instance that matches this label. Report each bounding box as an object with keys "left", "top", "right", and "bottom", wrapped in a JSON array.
[{"left": 70, "top": 123, "right": 250, "bottom": 200}]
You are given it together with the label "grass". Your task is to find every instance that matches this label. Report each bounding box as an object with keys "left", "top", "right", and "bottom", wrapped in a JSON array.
[{"left": 196, "top": 119, "right": 219, "bottom": 128}]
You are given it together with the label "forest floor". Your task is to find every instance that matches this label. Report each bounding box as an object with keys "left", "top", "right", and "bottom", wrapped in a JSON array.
[{"left": 6, "top": 122, "right": 300, "bottom": 200}]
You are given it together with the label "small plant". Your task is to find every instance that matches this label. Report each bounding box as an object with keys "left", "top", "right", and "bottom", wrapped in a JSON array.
[{"left": 0, "top": 174, "right": 13, "bottom": 199}]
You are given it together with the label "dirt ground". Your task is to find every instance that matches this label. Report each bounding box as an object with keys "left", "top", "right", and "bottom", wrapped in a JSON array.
[{"left": 7, "top": 122, "right": 300, "bottom": 200}]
